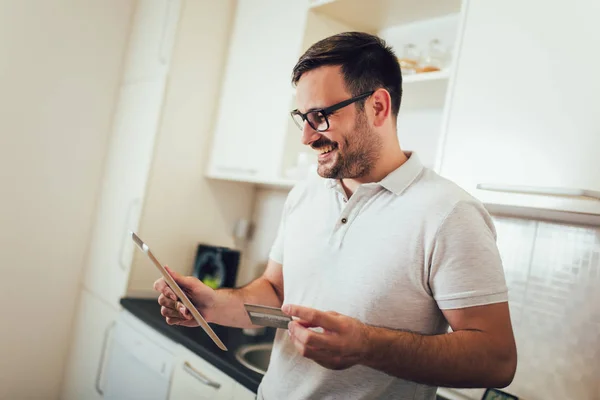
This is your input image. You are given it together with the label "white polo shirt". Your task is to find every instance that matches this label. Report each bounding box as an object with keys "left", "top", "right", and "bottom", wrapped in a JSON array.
[{"left": 258, "top": 152, "right": 509, "bottom": 400}]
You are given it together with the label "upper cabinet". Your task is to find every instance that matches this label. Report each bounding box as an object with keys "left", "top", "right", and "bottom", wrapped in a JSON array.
[
  {"left": 437, "top": 0, "right": 600, "bottom": 218},
  {"left": 122, "top": 0, "right": 181, "bottom": 84},
  {"left": 206, "top": 0, "right": 464, "bottom": 188},
  {"left": 205, "top": 0, "right": 310, "bottom": 185}
]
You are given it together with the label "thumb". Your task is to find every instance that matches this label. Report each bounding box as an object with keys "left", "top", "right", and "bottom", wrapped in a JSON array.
[{"left": 165, "top": 266, "right": 195, "bottom": 288}]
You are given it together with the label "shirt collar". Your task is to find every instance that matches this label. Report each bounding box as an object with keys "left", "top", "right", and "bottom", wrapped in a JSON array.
[{"left": 324, "top": 151, "right": 424, "bottom": 196}]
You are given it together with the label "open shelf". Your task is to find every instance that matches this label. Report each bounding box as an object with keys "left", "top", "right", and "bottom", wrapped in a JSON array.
[
  {"left": 309, "top": 0, "right": 462, "bottom": 32},
  {"left": 206, "top": 172, "right": 296, "bottom": 190},
  {"left": 289, "top": 69, "right": 451, "bottom": 99},
  {"left": 403, "top": 69, "right": 451, "bottom": 83}
]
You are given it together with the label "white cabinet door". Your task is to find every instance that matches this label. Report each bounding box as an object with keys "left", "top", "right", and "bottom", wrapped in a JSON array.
[
  {"left": 232, "top": 383, "right": 257, "bottom": 400},
  {"left": 60, "top": 290, "right": 118, "bottom": 400},
  {"left": 206, "top": 0, "right": 309, "bottom": 181},
  {"left": 438, "top": 0, "right": 600, "bottom": 215},
  {"left": 122, "top": 0, "right": 181, "bottom": 84},
  {"left": 83, "top": 79, "right": 166, "bottom": 308},
  {"left": 169, "top": 346, "right": 235, "bottom": 400},
  {"left": 103, "top": 314, "right": 176, "bottom": 400}
]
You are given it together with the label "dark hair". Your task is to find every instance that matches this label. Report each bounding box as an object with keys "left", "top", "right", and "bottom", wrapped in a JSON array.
[{"left": 292, "top": 32, "right": 402, "bottom": 118}]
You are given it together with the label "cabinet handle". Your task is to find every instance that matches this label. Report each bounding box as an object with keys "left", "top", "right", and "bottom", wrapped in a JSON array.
[
  {"left": 182, "top": 361, "right": 222, "bottom": 389},
  {"left": 476, "top": 183, "right": 600, "bottom": 200},
  {"left": 158, "top": 0, "right": 174, "bottom": 65},
  {"left": 95, "top": 321, "right": 116, "bottom": 396},
  {"left": 118, "top": 198, "right": 141, "bottom": 271}
]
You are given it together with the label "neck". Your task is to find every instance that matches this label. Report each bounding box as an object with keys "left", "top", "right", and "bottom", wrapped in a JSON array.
[{"left": 341, "top": 144, "right": 408, "bottom": 197}]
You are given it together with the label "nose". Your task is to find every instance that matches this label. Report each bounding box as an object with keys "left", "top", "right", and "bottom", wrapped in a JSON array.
[{"left": 301, "top": 122, "right": 321, "bottom": 146}]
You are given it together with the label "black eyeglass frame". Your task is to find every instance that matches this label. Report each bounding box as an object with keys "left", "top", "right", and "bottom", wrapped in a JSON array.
[{"left": 290, "top": 90, "right": 375, "bottom": 132}]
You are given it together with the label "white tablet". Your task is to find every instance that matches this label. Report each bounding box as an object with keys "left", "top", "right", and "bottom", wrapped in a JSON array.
[{"left": 130, "top": 231, "right": 227, "bottom": 351}]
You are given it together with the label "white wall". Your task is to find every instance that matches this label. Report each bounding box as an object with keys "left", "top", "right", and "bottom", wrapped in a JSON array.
[
  {"left": 126, "top": 0, "right": 257, "bottom": 296},
  {"left": 237, "top": 188, "right": 289, "bottom": 286},
  {"left": 0, "top": 1, "right": 134, "bottom": 398}
]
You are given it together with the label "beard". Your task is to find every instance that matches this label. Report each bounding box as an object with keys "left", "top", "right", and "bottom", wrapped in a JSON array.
[{"left": 315, "top": 112, "right": 382, "bottom": 179}]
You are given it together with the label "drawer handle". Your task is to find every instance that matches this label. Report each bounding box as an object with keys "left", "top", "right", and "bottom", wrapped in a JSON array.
[
  {"left": 183, "top": 361, "right": 221, "bottom": 389},
  {"left": 118, "top": 198, "right": 141, "bottom": 271},
  {"left": 476, "top": 183, "right": 600, "bottom": 201},
  {"left": 95, "top": 321, "right": 116, "bottom": 396}
]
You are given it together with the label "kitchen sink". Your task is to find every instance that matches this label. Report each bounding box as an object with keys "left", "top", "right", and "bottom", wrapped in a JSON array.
[{"left": 235, "top": 343, "right": 273, "bottom": 375}]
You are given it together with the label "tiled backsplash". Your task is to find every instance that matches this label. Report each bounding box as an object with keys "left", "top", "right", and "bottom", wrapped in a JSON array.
[
  {"left": 244, "top": 189, "right": 600, "bottom": 400},
  {"left": 472, "top": 216, "right": 600, "bottom": 400}
]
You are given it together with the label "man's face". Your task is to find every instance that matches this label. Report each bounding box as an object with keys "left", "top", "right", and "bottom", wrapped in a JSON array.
[{"left": 295, "top": 66, "right": 381, "bottom": 179}]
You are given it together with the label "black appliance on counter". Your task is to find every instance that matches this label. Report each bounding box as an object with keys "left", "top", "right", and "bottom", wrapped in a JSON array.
[{"left": 192, "top": 244, "right": 240, "bottom": 289}]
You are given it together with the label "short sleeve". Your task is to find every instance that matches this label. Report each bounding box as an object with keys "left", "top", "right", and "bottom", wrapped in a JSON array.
[
  {"left": 268, "top": 187, "right": 296, "bottom": 264},
  {"left": 268, "top": 209, "right": 286, "bottom": 264},
  {"left": 430, "top": 200, "right": 509, "bottom": 310}
]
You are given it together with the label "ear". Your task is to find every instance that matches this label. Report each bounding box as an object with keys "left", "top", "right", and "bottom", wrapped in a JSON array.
[{"left": 370, "top": 88, "right": 391, "bottom": 128}]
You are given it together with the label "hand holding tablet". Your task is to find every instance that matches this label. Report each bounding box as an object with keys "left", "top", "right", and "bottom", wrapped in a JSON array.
[{"left": 131, "top": 231, "right": 228, "bottom": 351}]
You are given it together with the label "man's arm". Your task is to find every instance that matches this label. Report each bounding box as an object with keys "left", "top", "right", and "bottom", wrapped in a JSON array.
[
  {"left": 284, "top": 301, "right": 517, "bottom": 389},
  {"left": 207, "top": 259, "right": 285, "bottom": 328},
  {"left": 362, "top": 302, "right": 517, "bottom": 388},
  {"left": 154, "top": 259, "right": 284, "bottom": 329}
]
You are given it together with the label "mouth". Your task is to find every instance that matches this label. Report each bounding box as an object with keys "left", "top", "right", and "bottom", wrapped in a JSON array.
[{"left": 313, "top": 143, "right": 338, "bottom": 159}]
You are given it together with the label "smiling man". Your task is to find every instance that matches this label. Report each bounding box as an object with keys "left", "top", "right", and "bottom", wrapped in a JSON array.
[{"left": 154, "top": 32, "right": 517, "bottom": 399}]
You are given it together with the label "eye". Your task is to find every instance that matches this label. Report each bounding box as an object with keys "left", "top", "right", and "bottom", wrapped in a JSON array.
[{"left": 309, "top": 111, "right": 325, "bottom": 124}]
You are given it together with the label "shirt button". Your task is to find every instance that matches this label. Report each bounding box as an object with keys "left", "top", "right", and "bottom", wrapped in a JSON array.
[{"left": 341, "top": 218, "right": 348, "bottom": 224}]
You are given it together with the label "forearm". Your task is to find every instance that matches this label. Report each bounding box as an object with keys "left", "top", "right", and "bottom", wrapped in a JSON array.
[
  {"left": 362, "top": 327, "right": 515, "bottom": 388},
  {"left": 205, "top": 277, "right": 283, "bottom": 328}
]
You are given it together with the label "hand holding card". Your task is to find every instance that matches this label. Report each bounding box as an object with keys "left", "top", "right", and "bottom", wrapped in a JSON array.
[{"left": 244, "top": 304, "right": 292, "bottom": 329}]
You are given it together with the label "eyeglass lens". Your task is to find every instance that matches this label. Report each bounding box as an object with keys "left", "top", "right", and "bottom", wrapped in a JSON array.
[{"left": 292, "top": 110, "right": 328, "bottom": 132}]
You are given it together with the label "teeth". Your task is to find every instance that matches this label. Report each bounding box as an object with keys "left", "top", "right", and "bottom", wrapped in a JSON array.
[{"left": 318, "top": 145, "right": 335, "bottom": 155}]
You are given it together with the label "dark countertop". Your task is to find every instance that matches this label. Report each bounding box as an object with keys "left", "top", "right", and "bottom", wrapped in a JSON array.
[
  {"left": 120, "top": 297, "right": 276, "bottom": 393},
  {"left": 120, "top": 298, "right": 455, "bottom": 399}
]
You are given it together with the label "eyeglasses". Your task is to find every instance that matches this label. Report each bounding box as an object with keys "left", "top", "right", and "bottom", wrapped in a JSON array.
[{"left": 290, "top": 90, "right": 375, "bottom": 132}]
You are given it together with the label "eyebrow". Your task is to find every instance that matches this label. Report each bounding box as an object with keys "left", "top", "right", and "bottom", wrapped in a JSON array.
[{"left": 306, "top": 106, "right": 325, "bottom": 113}]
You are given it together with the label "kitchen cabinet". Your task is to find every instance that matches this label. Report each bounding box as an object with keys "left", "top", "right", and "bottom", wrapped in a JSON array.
[
  {"left": 122, "top": 0, "right": 181, "bottom": 84},
  {"left": 168, "top": 345, "right": 236, "bottom": 400},
  {"left": 83, "top": 79, "right": 166, "bottom": 309},
  {"left": 206, "top": 0, "right": 309, "bottom": 184},
  {"left": 437, "top": 0, "right": 600, "bottom": 217},
  {"left": 82, "top": 0, "right": 180, "bottom": 310},
  {"left": 103, "top": 311, "right": 178, "bottom": 400},
  {"left": 206, "top": 0, "right": 465, "bottom": 187},
  {"left": 61, "top": 1, "right": 181, "bottom": 399},
  {"left": 60, "top": 291, "right": 119, "bottom": 400},
  {"left": 232, "top": 383, "right": 258, "bottom": 400}
]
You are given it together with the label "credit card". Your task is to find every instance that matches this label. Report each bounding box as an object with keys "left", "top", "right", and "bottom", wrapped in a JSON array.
[{"left": 244, "top": 304, "right": 292, "bottom": 329}]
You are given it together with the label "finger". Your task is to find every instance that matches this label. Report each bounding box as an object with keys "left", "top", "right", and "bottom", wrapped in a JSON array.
[
  {"left": 178, "top": 304, "right": 192, "bottom": 319},
  {"left": 166, "top": 317, "right": 199, "bottom": 327},
  {"left": 153, "top": 277, "right": 167, "bottom": 292},
  {"left": 165, "top": 266, "right": 202, "bottom": 293},
  {"left": 292, "top": 318, "right": 326, "bottom": 331},
  {"left": 158, "top": 294, "right": 178, "bottom": 309},
  {"left": 165, "top": 265, "right": 186, "bottom": 286},
  {"left": 165, "top": 316, "right": 187, "bottom": 325},
  {"left": 164, "top": 287, "right": 177, "bottom": 301},
  {"left": 282, "top": 304, "right": 340, "bottom": 331},
  {"left": 289, "top": 333, "right": 321, "bottom": 358},
  {"left": 289, "top": 321, "right": 335, "bottom": 349},
  {"left": 288, "top": 336, "right": 344, "bottom": 370},
  {"left": 161, "top": 306, "right": 184, "bottom": 319},
  {"left": 154, "top": 278, "right": 178, "bottom": 301}
]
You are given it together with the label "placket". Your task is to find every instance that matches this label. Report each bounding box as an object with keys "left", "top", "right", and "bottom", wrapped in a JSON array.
[{"left": 329, "top": 184, "right": 380, "bottom": 249}]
